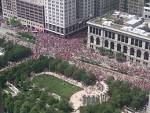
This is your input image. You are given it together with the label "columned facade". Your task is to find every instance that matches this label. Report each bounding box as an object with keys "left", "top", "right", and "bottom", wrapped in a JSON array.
[{"left": 87, "top": 24, "right": 150, "bottom": 67}]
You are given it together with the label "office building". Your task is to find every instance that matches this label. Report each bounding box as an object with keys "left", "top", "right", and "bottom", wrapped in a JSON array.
[
  {"left": 2, "top": 0, "right": 45, "bottom": 30},
  {"left": 95, "top": 0, "right": 119, "bottom": 17},
  {"left": 87, "top": 11, "right": 150, "bottom": 67},
  {"left": 119, "top": 0, "right": 144, "bottom": 16},
  {"left": 44, "top": 0, "right": 95, "bottom": 36},
  {"left": 2, "top": 0, "right": 17, "bottom": 18},
  {"left": 16, "top": 0, "right": 45, "bottom": 31},
  {"left": 2, "top": 0, "right": 95, "bottom": 35}
]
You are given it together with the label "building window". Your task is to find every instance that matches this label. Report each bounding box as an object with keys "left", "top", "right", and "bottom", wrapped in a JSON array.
[
  {"left": 130, "top": 48, "right": 135, "bottom": 56},
  {"left": 139, "top": 40, "right": 142, "bottom": 47},
  {"left": 112, "top": 33, "right": 115, "bottom": 39},
  {"left": 110, "top": 42, "right": 114, "bottom": 49},
  {"left": 105, "top": 40, "right": 109, "bottom": 47},
  {"left": 121, "top": 35, "right": 124, "bottom": 42},
  {"left": 90, "top": 36, "right": 94, "bottom": 43},
  {"left": 105, "top": 31, "right": 108, "bottom": 37},
  {"left": 123, "top": 46, "right": 127, "bottom": 53},
  {"left": 96, "top": 28, "right": 99, "bottom": 35},
  {"left": 99, "top": 29, "right": 101, "bottom": 36},
  {"left": 109, "top": 32, "right": 111, "bottom": 38},
  {"left": 135, "top": 39, "right": 138, "bottom": 46},
  {"left": 145, "top": 15, "right": 147, "bottom": 18},
  {"left": 90, "top": 27, "right": 92, "bottom": 33},
  {"left": 117, "top": 44, "right": 121, "bottom": 52},
  {"left": 96, "top": 38, "right": 100, "bottom": 45},
  {"left": 143, "top": 62, "right": 148, "bottom": 66},
  {"left": 93, "top": 27, "right": 95, "bottom": 34},
  {"left": 145, "top": 42, "right": 149, "bottom": 49},
  {"left": 125, "top": 37, "right": 128, "bottom": 43},
  {"left": 136, "top": 50, "right": 141, "bottom": 58},
  {"left": 118, "top": 34, "right": 121, "bottom": 41},
  {"left": 144, "top": 52, "right": 149, "bottom": 60},
  {"left": 131, "top": 38, "right": 134, "bottom": 45}
]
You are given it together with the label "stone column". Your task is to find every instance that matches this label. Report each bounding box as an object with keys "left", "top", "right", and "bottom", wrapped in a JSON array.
[
  {"left": 114, "top": 43, "right": 117, "bottom": 52},
  {"left": 142, "top": 41, "right": 145, "bottom": 50}
]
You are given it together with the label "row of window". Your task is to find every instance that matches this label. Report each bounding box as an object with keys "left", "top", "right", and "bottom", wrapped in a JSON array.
[
  {"left": 105, "top": 40, "right": 149, "bottom": 60},
  {"left": 90, "top": 27, "right": 150, "bottom": 49},
  {"left": 90, "top": 26, "right": 101, "bottom": 36},
  {"left": 131, "top": 38, "right": 142, "bottom": 47},
  {"left": 90, "top": 36, "right": 149, "bottom": 60}
]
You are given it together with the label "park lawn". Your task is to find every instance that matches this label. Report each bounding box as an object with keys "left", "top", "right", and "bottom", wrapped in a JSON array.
[{"left": 32, "top": 75, "right": 82, "bottom": 98}]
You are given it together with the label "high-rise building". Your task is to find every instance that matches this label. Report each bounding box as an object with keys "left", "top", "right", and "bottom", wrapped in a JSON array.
[
  {"left": 44, "top": 0, "right": 95, "bottom": 36},
  {"left": 119, "top": 0, "right": 144, "bottom": 16},
  {"left": 2, "top": 0, "right": 95, "bottom": 35},
  {"left": 95, "top": 0, "right": 119, "bottom": 17}
]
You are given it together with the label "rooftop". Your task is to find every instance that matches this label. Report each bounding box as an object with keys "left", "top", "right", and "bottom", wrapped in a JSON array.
[
  {"left": 19, "top": 0, "right": 44, "bottom": 6},
  {"left": 88, "top": 11, "right": 150, "bottom": 39}
]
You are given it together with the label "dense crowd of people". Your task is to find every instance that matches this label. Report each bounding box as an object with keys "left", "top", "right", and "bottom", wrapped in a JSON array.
[
  {"left": 31, "top": 31, "right": 150, "bottom": 90},
  {"left": 2, "top": 29, "right": 150, "bottom": 90}
]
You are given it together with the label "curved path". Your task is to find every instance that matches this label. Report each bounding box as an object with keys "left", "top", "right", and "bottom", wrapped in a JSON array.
[{"left": 35, "top": 71, "right": 85, "bottom": 89}]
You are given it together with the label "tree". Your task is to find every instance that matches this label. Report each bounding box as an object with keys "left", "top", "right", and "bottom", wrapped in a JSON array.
[
  {"left": 116, "top": 52, "right": 126, "bottom": 62},
  {"left": 9, "top": 18, "right": 22, "bottom": 27},
  {"left": 64, "top": 65, "right": 75, "bottom": 77},
  {"left": 55, "top": 61, "right": 69, "bottom": 74},
  {"left": 29, "top": 104, "right": 41, "bottom": 113},
  {"left": 3, "top": 94, "right": 14, "bottom": 113},
  {"left": 20, "top": 101, "right": 31, "bottom": 113},
  {"left": 56, "top": 99, "right": 72, "bottom": 113},
  {"left": 13, "top": 100, "right": 22, "bottom": 113},
  {"left": 0, "top": 87, "right": 3, "bottom": 113}
]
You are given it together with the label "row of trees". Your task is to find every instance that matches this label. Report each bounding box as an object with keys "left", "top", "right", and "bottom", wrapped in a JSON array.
[
  {"left": 25, "top": 57, "right": 96, "bottom": 86},
  {"left": 98, "top": 47, "right": 126, "bottom": 62},
  {"left": 17, "top": 32, "right": 36, "bottom": 43},
  {"left": 0, "top": 38, "right": 32, "bottom": 68},
  {"left": 47, "top": 58, "right": 96, "bottom": 86},
  {"left": 5, "top": 18, "right": 22, "bottom": 27},
  {"left": 80, "top": 77, "right": 148, "bottom": 113}
]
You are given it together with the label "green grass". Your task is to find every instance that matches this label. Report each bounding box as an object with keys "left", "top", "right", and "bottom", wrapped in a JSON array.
[{"left": 32, "top": 75, "right": 82, "bottom": 98}]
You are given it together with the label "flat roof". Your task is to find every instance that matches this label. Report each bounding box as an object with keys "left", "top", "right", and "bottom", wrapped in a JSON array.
[
  {"left": 87, "top": 11, "right": 150, "bottom": 40},
  {"left": 19, "top": 0, "right": 44, "bottom": 6}
]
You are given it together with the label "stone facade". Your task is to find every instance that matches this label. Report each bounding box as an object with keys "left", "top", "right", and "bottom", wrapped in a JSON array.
[{"left": 87, "top": 11, "right": 150, "bottom": 67}]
